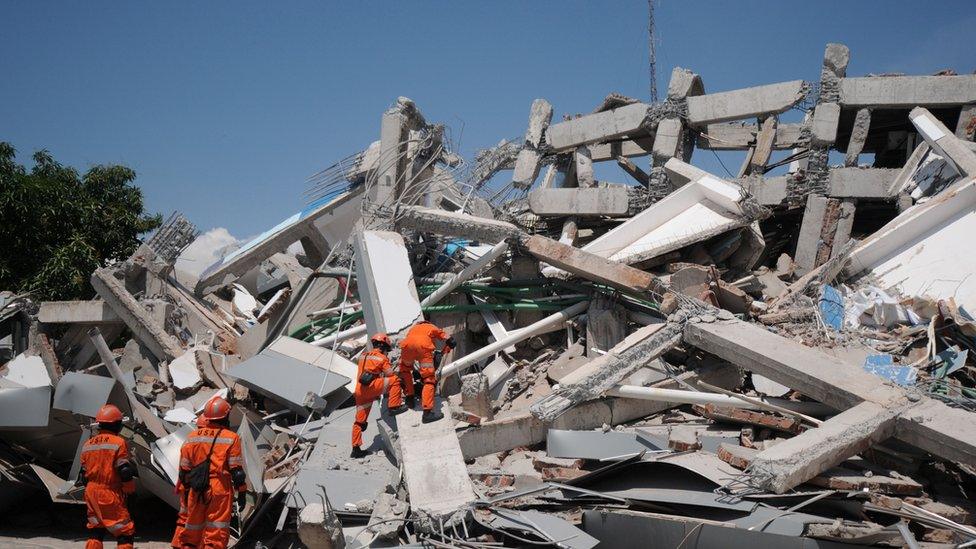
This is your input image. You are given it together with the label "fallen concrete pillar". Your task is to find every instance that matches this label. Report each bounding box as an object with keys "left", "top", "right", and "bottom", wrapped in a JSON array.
[
  {"left": 531, "top": 322, "right": 684, "bottom": 421},
  {"left": 91, "top": 269, "right": 183, "bottom": 362},
  {"left": 37, "top": 301, "right": 122, "bottom": 325},
  {"left": 352, "top": 230, "right": 422, "bottom": 337},
  {"left": 794, "top": 196, "right": 855, "bottom": 276},
  {"left": 909, "top": 106, "right": 976, "bottom": 177},
  {"left": 685, "top": 80, "right": 806, "bottom": 126},
  {"left": 839, "top": 75, "right": 976, "bottom": 108},
  {"left": 746, "top": 116, "right": 778, "bottom": 175},
  {"left": 844, "top": 108, "right": 872, "bottom": 166},
  {"left": 527, "top": 187, "right": 630, "bottom": 217},
  {"left": 396, "top": 403, "right": 476, "bottom": 518},
  {"left": 651, "top": 117, "right": 683, "bottom": 166},
  {"left": 511, "top": 148, "right": 543, "bottom": 190},
  {"left": 397, "top": 206, "right": 522, "bottom": 242},
  {"left": 523, "top": 234, "right": 664, "bottom": 295},
  {"left": 545, "top": 103, "right": 651, "bottom": 151},
  {"left": 748, "top": 401, "right": 901, "bottom": 493},
  {"left": 524, "top": 98, "right": 553, "bottom": 148},
  {"left": 440, "top": 301, "right": 588, "bottom": 378}
]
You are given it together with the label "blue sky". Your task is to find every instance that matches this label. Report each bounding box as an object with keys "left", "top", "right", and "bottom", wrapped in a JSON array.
[{"left": 2, "top": 1, "right": 974, "bottom": 239}]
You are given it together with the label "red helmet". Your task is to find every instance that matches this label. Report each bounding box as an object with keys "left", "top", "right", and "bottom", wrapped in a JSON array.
[
  {"left": 370, "top": 333, "right": 391, "bottom": 346},
  {"left": 203, "top": 397, "right": 232, "bottom": 421},
  {"left": 95, "top": 404, "right": 123, "bottom": 423}
]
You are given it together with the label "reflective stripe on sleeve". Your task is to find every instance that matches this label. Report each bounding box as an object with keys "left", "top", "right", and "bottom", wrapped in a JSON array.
[{"left": 82, "top": 443, "right": 121, "bottom": 453}]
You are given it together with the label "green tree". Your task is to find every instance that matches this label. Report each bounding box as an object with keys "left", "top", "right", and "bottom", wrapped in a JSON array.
[{"left": 0, "top": 142, "right": 162, "bottom": 300}]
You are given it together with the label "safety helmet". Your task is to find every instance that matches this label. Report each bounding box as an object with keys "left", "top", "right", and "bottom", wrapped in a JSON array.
[
  {"left": 370, "top": 333, "right": 391, "bottom": 346},
  {"left": 95, "top": 404, "right": 124, "bottom": 424},
  {"left": 203, "top": 397, "right": 232, "bottom": 420}
]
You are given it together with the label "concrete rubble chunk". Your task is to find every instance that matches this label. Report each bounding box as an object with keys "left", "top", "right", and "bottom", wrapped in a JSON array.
[
  {"left": 909, "top": 106, "right": 976, "bottom": 177},
  {"left": 397, "top": 205, "right": 522, "bottom": 242},
  {"left": 91, "top": 268, "right": 183, "bottom": 362}
]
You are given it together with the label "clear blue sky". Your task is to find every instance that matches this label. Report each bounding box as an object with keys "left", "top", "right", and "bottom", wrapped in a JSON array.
[{"left": 3, "top": 1, "right": 974, "bottom": 238}]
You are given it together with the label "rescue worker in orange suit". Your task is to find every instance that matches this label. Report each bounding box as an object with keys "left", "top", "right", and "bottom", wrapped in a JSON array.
[
  {"left": 178, "top": 397, "right": 247, "bottom": 549},
  {"left": 171, "top": 413, "right": 209, "bottom": 548},
  {"left": 399, "top": 320, "right": 455, "bottom": 423},
  {"left": 79, "top": 404, "right": 137, "bottom": 549},
  {"left": 351, "top": 333, "right": 407, "bottom": 458}
]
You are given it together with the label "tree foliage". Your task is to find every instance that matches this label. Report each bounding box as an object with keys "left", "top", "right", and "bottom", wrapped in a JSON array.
[{"left": 0, "top": 142, "right": 162, "bottom": 300}]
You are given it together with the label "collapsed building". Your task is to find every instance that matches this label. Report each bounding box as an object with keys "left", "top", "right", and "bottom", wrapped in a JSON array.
[{"left": 3, "top": 43, "right": 976, "bottom": 547}]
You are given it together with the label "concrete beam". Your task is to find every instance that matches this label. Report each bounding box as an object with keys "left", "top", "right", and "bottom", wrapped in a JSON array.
[
  {"left": 651, "top": 118, "right": 683, "bottom": 166},
  {"left": 616, "top": 156, "right": 650, "bottom": 186},
  {"left": 685, "top": 81, "right": 806, "bottom": 126},
  {"left": 827, "top": 167, "right": 897, "bottom": 198},
  {"left": 527, "top": 187, "right": 630, "bottom": 217},
  {"left": 396, "top": 206, "right": 522, "bottom": 243},
  {"left": 37, "top": 301, "right": 122, "bottom": 325},
  {"left": 696, "top": 123, "right": 805, "bottom": 151},
  {"left": 910, "top": 106, "right": 976, "bottom": 177},
  {"left": 839, "top": 75, "right": 976, "bottom": 108},
  {"left": 896, "top": 399, "right": 976, "bottom": 465},
  {"left": 748, "top": 401, "right": 901, "bottom": 493},
  {"left": 91, "top": 269, "right": 183, "bottom": 362},
  {"left": 746, "top": 117, "right": 778, "bottom": 174},
  {"left": 522, "top": 235, "right": 665, "bottom": 295},
  {"left": 524, "top": 98, "right": 554, "bottom": 148},
  {"left": 511, "top": 147, "right": 543, "bottom": 190},
  {"left": 546, "top": 103, "right": 651, "bottom": 151}
]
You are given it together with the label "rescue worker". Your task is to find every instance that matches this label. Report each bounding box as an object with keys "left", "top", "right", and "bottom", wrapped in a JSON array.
[
  {"left": 171, "top": 413, "right": 209, "bottom": 548},
  {"left": 79, "top": 404, "right": 136, "bottom": 549},
  {"left": 178, "top": 397, "right": 247, "bottom": 549},
  {"left": 398, "top": 319, "right": 455, "bottom": 423},
  {"left": 351, "top": 333, "right": 407, "bottom": 458}
]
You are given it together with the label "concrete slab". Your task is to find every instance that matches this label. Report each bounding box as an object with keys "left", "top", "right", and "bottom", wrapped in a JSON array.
[{"left": 353, "top": 230, "right": 422, "bottom": 336}]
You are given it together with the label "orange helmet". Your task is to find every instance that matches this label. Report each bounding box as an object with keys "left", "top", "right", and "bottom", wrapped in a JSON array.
[
  {"left": 202, "top": 397, "right": 232, "bottom": 421},
  {"left": 370, "top": 333, "right": 391, "bottom": 346},
  {"left": 95, "top": 404, "right": 124, "bottom": 423}
]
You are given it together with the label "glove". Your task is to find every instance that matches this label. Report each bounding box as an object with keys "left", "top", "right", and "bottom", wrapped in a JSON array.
[
  {"left": 433, "top": 349, "right": 444, "bottom": 369},
  {"left": 359, "top": 371, "right": 376, "bottom": 385},
  {"left": 237, "top": 492, "right": 247, "bottom": 509}
]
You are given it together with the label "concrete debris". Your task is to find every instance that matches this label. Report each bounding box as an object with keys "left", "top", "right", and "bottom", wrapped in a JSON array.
[{"left": 4, "top": 42, "right": 976, "bottom": 547}]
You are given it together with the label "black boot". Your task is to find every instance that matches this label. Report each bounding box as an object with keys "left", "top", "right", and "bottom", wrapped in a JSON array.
[
  {"left": 422, "top": 409, "right": 444, "bottom": 423},
  {"left": 405, "top": 395, "right": 416, "bottom": 408},
  {"left": 388, "top": 404, "right": 408, "bottom": 416},
  {"left": 350, "top": 446, "right": 369, "bottom": 458}
]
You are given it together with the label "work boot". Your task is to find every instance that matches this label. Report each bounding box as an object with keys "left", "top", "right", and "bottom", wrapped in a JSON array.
[
  {"left": 422, "top": 409, "right": 444, "bottom": 423},
  {"left": 350, "top": 446, "right": 369, "bottom": 458},
  {"left": 405, "top": 395, "right": 416, "bottom": 408},
  {"left": 388, "top": 404, "right": 408, "bottom": 416}
]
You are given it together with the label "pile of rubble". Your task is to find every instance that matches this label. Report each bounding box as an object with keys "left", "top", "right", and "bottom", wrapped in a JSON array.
[{"left": 3, "top": 42, "right": 976, "bottom": 547}]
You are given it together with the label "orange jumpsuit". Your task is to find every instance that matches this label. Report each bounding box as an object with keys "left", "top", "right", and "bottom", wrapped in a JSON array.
[
  {"left": 352, "top": 348, "right": 403, "bottom": 447},
  {"left": 172, "top": 416, "right": 209, "bottom": 548},
  {"left": 178, "top": 427, "right": 246, "bottom": 549},
  {"left": 80, "top": 431, "right": 135, "bottom": 549},
  {"left": 399, "top": 321, "right": 451, "bottom": 411}
]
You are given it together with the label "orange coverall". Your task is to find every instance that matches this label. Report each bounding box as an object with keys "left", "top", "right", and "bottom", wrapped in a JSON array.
[
  {"left": 80, "top": 432, "right": 135, "bottom": 549},
  {"left": 352, "top": 348, "right": 403, "bottom": 447},
  {"left": 398, "top": 321, "right": 452, "bottom": 411},
  {"left": 171, "top": 416, "right": 209, "bottom": 548},
  {"left": 178, "top": 427, "right": 246, "bottom": 549}
]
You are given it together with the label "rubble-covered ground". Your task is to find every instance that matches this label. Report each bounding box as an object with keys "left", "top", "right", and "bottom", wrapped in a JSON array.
[{"left": 3, "top": 42, "right": 976, "bottom": 548}]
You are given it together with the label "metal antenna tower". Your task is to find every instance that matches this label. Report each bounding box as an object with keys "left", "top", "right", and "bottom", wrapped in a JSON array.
[{"left": 648, "top": 0, "right": 658, "bottom": 103}]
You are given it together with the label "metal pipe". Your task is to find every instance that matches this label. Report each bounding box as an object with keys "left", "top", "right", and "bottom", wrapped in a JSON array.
[
  {"left": 608, "top": 385, "right": 769, "bottom": 409},
  {"left": 421, "top": 241, "right": 509, "bottom": 307},
  {"left": 441, "top": 301, "right": 588, "bottom": 378},
  {"left": 310, "top": 323, "right": 368, "bottom": 348}
]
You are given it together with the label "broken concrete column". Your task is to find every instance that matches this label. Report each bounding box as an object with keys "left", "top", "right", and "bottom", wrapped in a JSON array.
[
  {"left": 297, "top": 500, "right": 345, "bottom": 549},
  {"left": 809, "top": 103, "right": 840, "bottom": 147},
  {"left": 461, "top": 373, "right": 493, "bottom": 421},
  {"left": 527, "top": 187, "right": 630, "bottom": 217},
  {"left": 748, "top": 401, "right": 902, "bottom": 494},
  {"left": 794, "top": 196, "right": 855, "bottom": 275},
  {"left": 651, "top": 118, "right": 683, "bottom": 168},
  {"left": 91, "top": 268, "right": 182, "bottom": 362},
  {"left": 956, "top": 103, "right": 976, "bottom": 141},
  {"left": 685, "top": 81, "right": 806, "bottom": 126},
  {"left": 371, "top": 107, "right": 409, "bottom": 206},
  {"left": 586, "top": 296, "right": 627, "bottom": 357},
  {"left": 511, "top": 148, "right": 543, "bottom": 190},
  {"left": 745, "top": 116, "right": 778, "bottom": 175},
  {"left": 574, "top": 145, "right": 595, "bottom": 187},
  {"left": 397, "top": 206, "right": 522, "bottom": 243},
  {"left": 525, "top": 98, "right": 554, "bottom": 148},
  {"left": 844, "top": 108, "right": 872, "bottom": 166}
]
